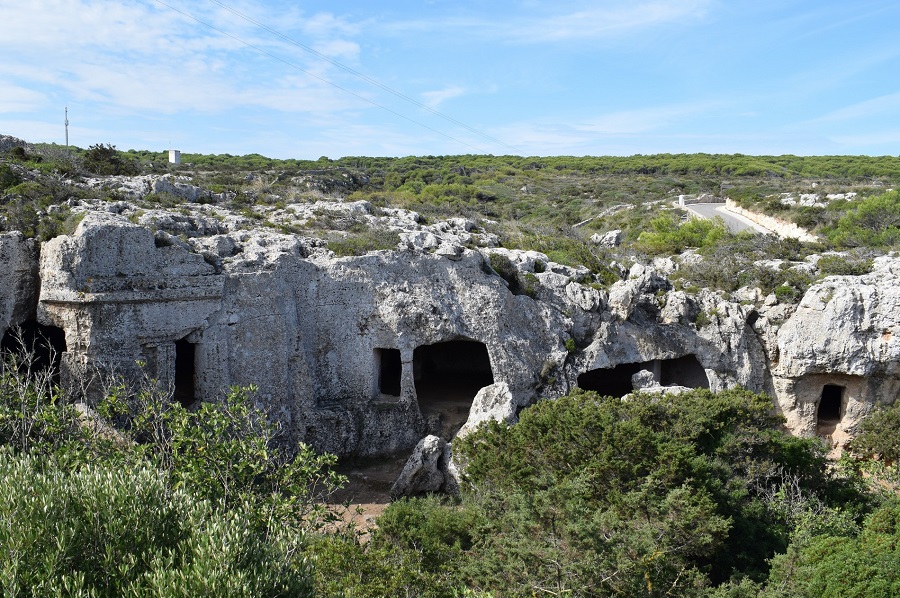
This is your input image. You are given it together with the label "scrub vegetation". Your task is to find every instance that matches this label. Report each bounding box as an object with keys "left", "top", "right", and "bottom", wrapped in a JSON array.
[
  {"left": 2, "top": 331, "right": 900, "bottom": 596},
  {"left": 3, "top": 139, "right": 900, "bottom": 595}
]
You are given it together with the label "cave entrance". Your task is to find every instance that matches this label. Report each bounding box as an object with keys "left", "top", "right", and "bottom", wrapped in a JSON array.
[
  {"left": 413, "top": 340, "right": 494, "bottom": 440},
  {"left": 817, "top": 384, "right": 844, "bottom": 435},
  {"left": 1, "top": 320, "right": 67, "bottom": 385},
  {"left": 375, "top": 348, "right": 402, "bottom": 397},
  {"left": 577, "top": 354, "right": 709, "bottom": 398},
  {"left": 173, "top": 338, "right": 197, "bottom": 408},
  {"left": 660, "top": 355, "right": 710, "bottom": 389}
]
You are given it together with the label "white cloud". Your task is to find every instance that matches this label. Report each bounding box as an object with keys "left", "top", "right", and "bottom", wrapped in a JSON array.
[
  {"left": 505, "top": 0, "right": 714, "bottom": 43},
  {"left": 0, "top": 0, "right": 375, "bottom": 120},
  {"left": 382, "top": 0, "right": 714, "bottom": 43},
  {"left": 0, "top": 84, "right": 47, "bottom": 113},
  {"left": 421, "top": 86, "right": 466, "bottom": 109},
  {"left": 312, "top": 39, "right": 361, "bottom": 61}
]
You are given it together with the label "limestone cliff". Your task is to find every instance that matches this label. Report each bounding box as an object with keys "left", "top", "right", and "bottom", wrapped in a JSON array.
[{"left": 1, "top": 202, "right": 897, "bottom": 462}]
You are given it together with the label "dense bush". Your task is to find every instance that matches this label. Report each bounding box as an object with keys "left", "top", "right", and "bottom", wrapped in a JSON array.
[
  {"left": 310, "top": 388, "right": 869, "bottom": 596},
  {"left": 82, "top": 143, "right": 139, "bottom": 176},
  {"left": 0, "top": 449, "right": 314, "bottom": 596},
  {"left": 636, "top": 213, "right": 728, "bottom": 255},
  {"left": 848, "top": 402, "right": 900, "bottom": 465},
  {"left": 0, "top": 343, "right": 341, "bottom": 595},
  {"left": 764, "top": 500, "right": 900, "bottom": 597},
  {"left": 823, "top": 190, "right": 900, "bottom": 248},
  {"left": 450, "top": 388, "right": 865, "bottom": 594}
]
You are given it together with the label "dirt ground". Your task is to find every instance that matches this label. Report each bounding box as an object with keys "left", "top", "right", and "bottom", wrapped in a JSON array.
[{"left": 328, "top": 453, "right": 409, "bottom": 537}]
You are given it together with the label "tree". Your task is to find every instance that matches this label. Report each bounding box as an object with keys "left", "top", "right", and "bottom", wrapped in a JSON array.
[{"left": 82, "top": 143, "right": 139, "bottom": 176}]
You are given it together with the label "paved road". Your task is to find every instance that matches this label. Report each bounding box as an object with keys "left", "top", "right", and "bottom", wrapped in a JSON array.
[{"left": 684, "top": 202, "right": 772, "bottom": 235}]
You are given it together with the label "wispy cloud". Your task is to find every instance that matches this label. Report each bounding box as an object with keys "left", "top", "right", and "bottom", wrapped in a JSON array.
[
  {"left": 574, "top": 102, "right": 720, "bottom": 135},
  {"left": 0, "top": 84, "right": 47, "bottom": 113},
  {"left": 381, "top": 0, "right": 714, "bottom": 43},
  {"left": 0, "top": 0, "right": 369, "bottom": 117},
  {"left": 811, "top": 91, "right": 900, "bottom": 124},
  {"left": 421, "top": 86, "right": 466, "bottom": 109},
  {"left": 503, "top": 0, "right": 714, "bottom": 43}
]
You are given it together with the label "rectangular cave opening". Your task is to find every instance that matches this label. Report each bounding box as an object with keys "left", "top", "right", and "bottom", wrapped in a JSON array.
[
  {"left": 576, "top": 362, "right": 646, "bottom": 398},
  {"left": 660, "top": 354, "right": 710, "bottom": 389},
  {"left": 174, "top": 338, "right": 197, "bottom": 408},
  {"left": 818, "top": 384, "right": 844, "bottom": 425},
  {"left": 577, "top": 354, "right": 710, "bottom": 398},
  {"left": 375, "top": 348, "right": 402, "bottom": 397},
  {"left": 413, "top": 339, "right": 494, "bottom": 440}
]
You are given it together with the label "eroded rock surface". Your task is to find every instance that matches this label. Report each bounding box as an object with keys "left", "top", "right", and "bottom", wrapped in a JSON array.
[{"left": 0, "top": 200, "right": 897, "bottom": 467}]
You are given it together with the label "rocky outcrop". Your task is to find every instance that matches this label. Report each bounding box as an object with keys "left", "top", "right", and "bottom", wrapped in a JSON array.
[
  {"left": 770, "top": 256, "right": 900, "bottom": 449},
  {"left": 1, "top": 200, "right": 897, "bottom": 466},
  {"left": 0, "top": 232, "right": 39, "bottom": 334}
]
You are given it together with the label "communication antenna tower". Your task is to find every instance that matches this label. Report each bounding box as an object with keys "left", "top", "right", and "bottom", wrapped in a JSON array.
[{"left": 65, "top": 107, "right": 69, "bottom": 148}]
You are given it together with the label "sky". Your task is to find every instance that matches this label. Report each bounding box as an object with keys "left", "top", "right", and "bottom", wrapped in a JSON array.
[{"left": 1, "top": 0, "right": 899, "bottom": 159}]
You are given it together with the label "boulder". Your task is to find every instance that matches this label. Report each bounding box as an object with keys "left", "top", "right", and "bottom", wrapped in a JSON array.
[
  {"left": 590, "top": 229, "right": 623, "bottom": 247},
  {"left": 457, "top": 382, "right": 515, "bottom": 439},
  {"left": 390, "top": 435, "right": 458, "bottom": 498}
]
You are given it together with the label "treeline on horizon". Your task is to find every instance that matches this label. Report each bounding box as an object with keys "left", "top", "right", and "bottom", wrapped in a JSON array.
[{"left": 105, "top": 146, "right": 900, "bottom": 180}]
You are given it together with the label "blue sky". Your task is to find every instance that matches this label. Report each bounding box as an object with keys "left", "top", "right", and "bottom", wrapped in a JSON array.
[{"left": 1, "top": 0, "right": 899, "bottom": 158}]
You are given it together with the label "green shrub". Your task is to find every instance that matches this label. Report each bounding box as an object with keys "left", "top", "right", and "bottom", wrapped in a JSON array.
[
  {"left": 450, "top": 388, "right": 859, "bottom": 593},
  {"left": 764, "top": 501, "right": 900, "bottom": 598},
  {"left": 849, "top": 403, "right": 900, "bottom": 465},
  {"left": 823, "top": 190, "right": 900, "bottom": 248},
  {"left": 636, "top": 212, "right": 729, "bottom": 255},
  {"left": 327, "top": 229, "right": 401, "bottom": 256},
  {"left": 82, "top": 143, "right": 139, "bottom": 176},
  {"left": 774, "top": 284, "right": 800, "bottom": 303},
  {"left": 0, "top": 449, "right": 314, "bottom": 596},
  {"left": 0, "top": 164, "right": 20, "bottom": 190},
  {"left": 816, "top": 254, "right": 873, "bottom": 276},
  {"left": 375, "top": 495, "right": 482, "bottom": 573}
]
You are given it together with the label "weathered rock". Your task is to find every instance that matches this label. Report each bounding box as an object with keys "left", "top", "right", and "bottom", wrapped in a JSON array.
[
  {"left": 0, "top": 232, "right": 39, "bottom": 335},
  {"left": 0, "top": 196, "right": 893, "bottom": 467},
  {"left": 632, "top": 369, "right": 656, "bottom": 389},
  {"left": 456, "top": 382, "right": 515, "bottom": 439},
  {"left": 771, "top": 256, "right": 900, "bottom": 447},
  {"left": 390, "top": 435, "right": 458, "bottom": 498},
  {"left": 590, "top": 229, "right": 623, "bottom": 247}
]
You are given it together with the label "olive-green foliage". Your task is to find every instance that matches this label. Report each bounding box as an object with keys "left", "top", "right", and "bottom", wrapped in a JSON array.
[
  {"left": 675, "top": 233, "right": 818, "bottom": 294},
  {"left": 848, "top": 402, "right": 900, "bottom": 465},
  {"left": 82, "top": 143, "right": 139, "bottom": 176},
  {"left": 0, "top": 343, "right": 340, "bottom": 595},
  {"left": 0, "top": 164, "right": 21, "bottom": 190},
  {"left": 98, "top": 382, "right": 344, "bottom": 526},
  {"left": 636, "top": 212, "right": 728, "bottom": 255},
  {"left": 816, "top": 254, "right": 873, "bottom": 276},
  {"left": 445, "top": 388, "right": 864, "bottom": 595},
  {"left": 823, "top": 190, "right": 900, "bottom": 248},
  {"left": 303, "top": 387, "right": 873, "bottom": 597},
  {"left": 375, "top": 496, "right": 483, "bottom": 573},
  {"left": 326, "top": 228, "right": 401, "bottom": 256},
  {"left": 0, "top": 449, "right": 314, "bottom": 597},
  {"left": 764, "top": 500, "right": 900, "bottom": 598},
  {"left": 309, "top": 533, "right": 457, "bottom": 598},
  {"left": 0, "top": 177, "right": 77, "bottom": 240}
]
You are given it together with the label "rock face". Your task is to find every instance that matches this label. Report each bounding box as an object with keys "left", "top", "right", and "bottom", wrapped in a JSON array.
[
  {"left": 0, "top": 232, "right": 39, "bottom": 332},
  {"left": 770, "top": 256, "right": 900, "bottom": 450},
  {"left": 1, "top": 204, "right": 898, "bottom": 465}
]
